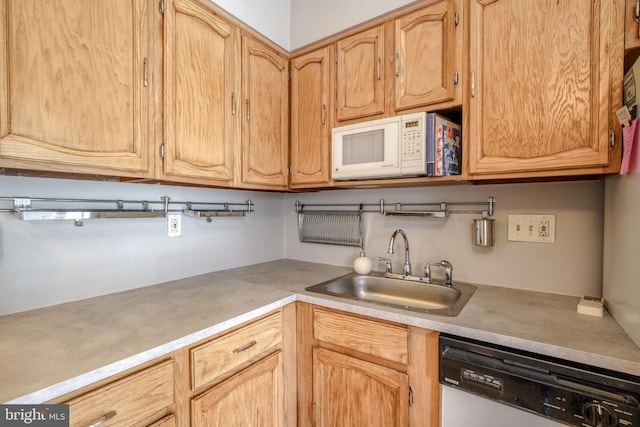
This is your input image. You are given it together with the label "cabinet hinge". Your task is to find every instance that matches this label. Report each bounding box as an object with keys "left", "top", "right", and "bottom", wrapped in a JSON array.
[
  {"left": 455, "top": 11, "right": 459, "bottom": 27},
  {"left": 160, "top": 143, "right": 165, "bottom": 160},
  {"left": 409, "top": 386, "right": 414, "bottom": 406},
  {"left": 312, "top": 402, "right": 317, "bottom": 427},
  {"left": 609, "top": 129, "right": 616, "bottom": 150},
  {"left": 159, "top": 0, "right": 165, "bottom": 16}
]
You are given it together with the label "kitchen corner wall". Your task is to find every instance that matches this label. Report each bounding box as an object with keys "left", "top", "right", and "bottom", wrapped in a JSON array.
[
  {"left": 0, "top": 175, "right": 285, "bottom": 316},
  {"left": 284, "top": 181, "right": 605, "bottom": 297},
  {"left": 0, "top": 176, "right": 605, "bottom": 316}
]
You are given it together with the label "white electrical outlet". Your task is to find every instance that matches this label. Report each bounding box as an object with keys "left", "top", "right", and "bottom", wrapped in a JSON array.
[
  {"left": 507, "top": 214, "right": 556, "bottom": 243},
  {"left": 167, "top": 214, "right": 182, "bottom": 237}
]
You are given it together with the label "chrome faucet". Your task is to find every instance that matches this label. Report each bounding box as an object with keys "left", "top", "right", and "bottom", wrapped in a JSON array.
[{"left": 387, "top": 229, "right": 412, "bottom": 276}]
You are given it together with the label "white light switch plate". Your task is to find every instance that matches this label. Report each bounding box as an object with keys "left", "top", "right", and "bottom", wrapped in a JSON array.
[{"left": 507, "top": 214, "right": 556, "bottom": 243}]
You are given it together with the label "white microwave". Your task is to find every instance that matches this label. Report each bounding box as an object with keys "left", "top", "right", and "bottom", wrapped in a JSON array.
[{"left": 332, "top": 112, "right": 429, "bottom": 180}]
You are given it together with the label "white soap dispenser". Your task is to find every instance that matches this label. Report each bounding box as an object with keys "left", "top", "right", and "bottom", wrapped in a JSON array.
[{"left": 353, "top": 250, "right": 372, "bottom": 275}]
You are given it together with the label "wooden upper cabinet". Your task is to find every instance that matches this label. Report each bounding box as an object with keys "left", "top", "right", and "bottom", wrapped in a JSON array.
[
  {"left": 0, "top": 0, "right": 153, "bottom": 177},
  {"left": 241, "top": 34, "right": 289, "bottom": 189},
  {"left": 336, "top": 25, "right": 386, "bottom": 122},
  {"left": 625, "top": 0, "right": 640, "bottom": 51},
  {"left": 162, "top": 0, "right": 239, "bottom": 186},
  {"left": 394, "top": 0, "right": 460, "bottom": 111},
  {"left": 468, "top": 0, "right": 617, "bottom": 177},
  {"left": 290, "top": 47, "right": 332, "bottom": 188}
]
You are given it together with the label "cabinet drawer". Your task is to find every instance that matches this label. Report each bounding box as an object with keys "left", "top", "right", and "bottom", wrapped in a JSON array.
[
  {"left": 66, "top": 360, "right": 174, "bottom": 427},
  {"left": 149, "top": 415, "right": 176, "bottom": 427},
  {"left": 191, "top": 311, "right": 283, "bottom": 390},
  {"left": 313, "top": 308, "right": 409, "bottom": 365}
]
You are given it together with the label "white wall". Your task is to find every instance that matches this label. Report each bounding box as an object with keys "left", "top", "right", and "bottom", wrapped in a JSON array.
[
  {"left": 290, "top": 0, "right": 414, "bottom": 49},
  {"left": 285, "top": 181, "right": 604, "bottom": 297},
  {"left": 211, "top": 0, "right": 291, "bottom": 49},
  {"left": 604, "top": 171, "right": 640, "bottom": 347},
  {"left": 0, "top": 176, "right": 285, "bottom": 315}
]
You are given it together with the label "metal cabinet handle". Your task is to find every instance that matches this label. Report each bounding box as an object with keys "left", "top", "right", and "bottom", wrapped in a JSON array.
[
  {"left": 88, "top": 410, "right": 116, "bottom": 427},
  {"left": 245, "top": 99, "right": 250, "bottom": 121},
  {"left": 471, "top": 71, "right": 476, "bottom": 97},
  {"left": 321, "top": 104, "right": 326, "bottom": 125},
  {"left": 143, "top": 58, "right": 148, "bottom": 87},
  {"left": 376, "top": 57, "right": 381, "bottom": 80},
  {"left": 231, "top": 92, "right": 236, "bottom": 115},
  {"left": 395, "top": 52, "right": 400, "bottom": 77},
  {"left": 635, "top": 0, "right": 640, "bottom": 22},
  {"left": 233, "top": 340, "right": 257, "bottom": 354}
]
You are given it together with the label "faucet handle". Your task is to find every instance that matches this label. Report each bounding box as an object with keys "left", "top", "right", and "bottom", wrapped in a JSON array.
[
  {"left": 440, "top": 260, "right": 453, "bottom": 286},
  {"left": 377, "top": 257, "right": 392, "bottom": 274},
  {"left": 423, "top": 260, "right": 454, "bottom": 285}
]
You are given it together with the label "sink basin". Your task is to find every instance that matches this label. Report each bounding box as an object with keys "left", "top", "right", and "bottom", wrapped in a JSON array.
[{"left": 305, "top": 272, "right": 476, "bottom": 316}]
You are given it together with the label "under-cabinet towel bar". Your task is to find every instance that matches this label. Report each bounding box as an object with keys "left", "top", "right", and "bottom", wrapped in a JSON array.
[
  {"left": 295, "top": 197, "right": 496, "bottom": 218},
  {"left": 0, "top": 196, "right": 254, "bottom": 225}
]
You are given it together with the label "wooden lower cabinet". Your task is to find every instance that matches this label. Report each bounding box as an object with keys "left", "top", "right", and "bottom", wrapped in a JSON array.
[
  {"left": 297, "top": 303, "right": 440, "bottom": 427},
  {"left": 65, "top": 360, "right": 175, "bottom": 427},
  {"left": 313, "top": 347, "right": 409, "bottom": 427},
  {"left": 191, "top": 351, "right": 284, "bottom": 426}
]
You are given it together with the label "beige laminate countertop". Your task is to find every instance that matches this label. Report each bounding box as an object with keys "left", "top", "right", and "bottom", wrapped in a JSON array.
[{"left": 2, "top": 259, "right": 640, "bottom": 404}]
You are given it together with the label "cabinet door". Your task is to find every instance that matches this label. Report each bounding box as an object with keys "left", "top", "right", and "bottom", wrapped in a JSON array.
[
  {"left": 191, "top": 351, "right": 284, "bottom": 427},
  {"left": 290, "top": 47, "right": 331, "bottom": 188},
  {"left": 468, "top": 0, "right": 614, "bottom": 176},
  {"left": 241, "top": 35, "right": 288, "bottom": 189},
  {"left": 0, "top": 0, "right": 152, "bottom": 177},
  {"left": 395, "top": 0, "right": 459, "bottom": 111},
  {"left": 336, "top": 26, "right": 385, "bottom": 122},
  {"left": 162, "top": 0, "right": 239, "bottom": 185},
  {"left": 313, "top": 347, "right": 409, "bottom": 427},
  {"left": 625, "top": 0, "right": 640, "bottom": 51}
]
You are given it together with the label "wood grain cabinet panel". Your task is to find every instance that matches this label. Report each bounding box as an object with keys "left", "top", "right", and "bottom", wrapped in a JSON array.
[
  {"left": 66, "top": 360, "right": 174, "bottom": 427},
  {"left": 336, "top": 25, "right": 386, "bottom": 121},
  {"left": 394, "top": 0, "right": 460, "bottom": 111},
  {"left": 468, "top": 0, "right": 618, "bottom": 176},
  {"left": 191, "top": 351, "right": 284, "bottom": 427},
  {"left": 290, "top": 47, "right": 332, "bottom": 188},
  {"left": 0, "top": 0, "right": 153, "bottom": 177},
  {"left": 313, "top": 307, "right": 409, "bottom": 365},
  {"left": 625, "top": 0, "right": 640, "bottom": 51},
  {"left": 191, "top": 311, "right": 282, "bottom": 390},
  {"left": 312, "top": 347, "right": 409, "bottom": 427},
  {"left": 161, "top": 0, "right": 239, "bottom": 185},
  {"left": 241, "top": 34, "right": 289, "bottom": 189}
]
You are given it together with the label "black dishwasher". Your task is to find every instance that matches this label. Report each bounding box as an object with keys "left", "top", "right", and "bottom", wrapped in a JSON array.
[{"left": 439, "top": 334, "right": 640, "bottom": 427}]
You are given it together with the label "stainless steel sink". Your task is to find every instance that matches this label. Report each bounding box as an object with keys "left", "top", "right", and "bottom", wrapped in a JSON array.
[{"left": 305, "top": 272, "right": 476, "bottom": 316}]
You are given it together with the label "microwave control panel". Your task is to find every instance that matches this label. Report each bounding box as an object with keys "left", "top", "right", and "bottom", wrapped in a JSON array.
[{"left": 401, "top": 116, "right": 424, "bottom": 162}]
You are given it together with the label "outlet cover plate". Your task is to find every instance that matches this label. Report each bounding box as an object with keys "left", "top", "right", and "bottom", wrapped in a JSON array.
[
  {"left": 167, "top": 214, "right": 182, "bottom": 237},
  {"left": 507, "top": 214, "right": 555, "bottom": 243}
]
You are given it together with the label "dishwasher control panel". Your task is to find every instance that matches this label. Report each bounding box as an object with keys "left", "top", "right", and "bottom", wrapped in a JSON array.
[{"left": 439, "top": 335, "right": 640, "bottom": 427}]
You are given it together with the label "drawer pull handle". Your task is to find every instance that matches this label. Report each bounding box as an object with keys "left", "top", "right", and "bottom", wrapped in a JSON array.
[
  {"left": 88, "top": 410, "right": 116, "bottom": 427},
  {"left": 233, "top": 340, "right": 257, "bottom": 354}
]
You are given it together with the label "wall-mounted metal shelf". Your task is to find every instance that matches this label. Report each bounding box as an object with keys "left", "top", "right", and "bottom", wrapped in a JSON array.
[
  {"left": 0, "top": 196, "right": 254, "bottom": 226},
  {"left": 294, "top": 197, "right": 496, "bottom": 248},
  {"left": 294, "top": 197, "right": 496, "bottom": 218}
]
